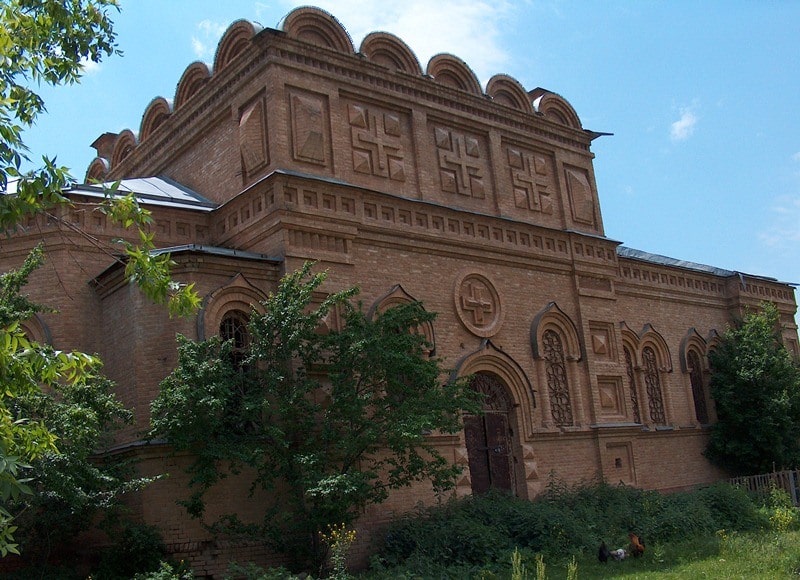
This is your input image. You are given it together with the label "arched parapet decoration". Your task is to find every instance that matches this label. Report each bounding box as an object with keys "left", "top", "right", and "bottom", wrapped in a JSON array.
[
  {"left": 530, "top": 302, "right": 582, "bottom": 362},
  {"left": 619, "top": 322, "right": 639, "bottom": 356},
  {"left": 174, "top": 61, "right": 211, "bottom": 110},
  {"left": 197, "top": 273, "right": 267, "bottom": 340},
  {"left": 529, "top": 88, "right": 582, "bottom": 129},
  {"left": 20, "top": 313, "right": 53, "bottom": 346},
  {"left": 426, "top": 53, "right": 483, "bottom": 96},
  {"left": 110, "top": 129, "right": 137, "bottom": 169},
  {"left": 280, "top": 6, "right": 354, "bottom": 54},
  {"left": 85, "top": 157, "right": 110, "bottom": 183},
  {"left": 139, "top": 97, "right": 173, "bottom": 143},
  {"left": 706, "top": 329, "right": 722, "bottom": 353},
  {"left": 679, "top": 328, "right": 707, "bottom": 373},
  {"left": 486, "top": 74, "right": 533, "bottom": 113},
  {"left": 366, "top": 284, "right": 435, "bottom": 354},
  {"left": 451, "top": 339, "right": 537, "bottom": 434},
  {"left": 359, "top": 32, "right": 422, "bottom": 75},
  {"left": 214, "top": 19, "right": 260, "bottom": 73},
  {"left": 638, "top": 324, "right": 673, "bottom": 373}
]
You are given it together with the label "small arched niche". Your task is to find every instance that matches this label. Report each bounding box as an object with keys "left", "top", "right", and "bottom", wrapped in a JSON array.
[
  {"left": 426, "top": 53, "right": 483, "bottom": 95},
  {"left": 280, "top": 6, "right": 354, "bottom": 54},
  {"left": 359, "top": 32, "right": 422, "bottom": 75}
]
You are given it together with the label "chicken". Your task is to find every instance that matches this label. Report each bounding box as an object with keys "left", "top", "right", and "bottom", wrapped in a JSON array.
[
  {"left": 610, "top": 548, "right": 627, "bottom": 560},
  {"left": 629, "top": 532, "right": 645, "bottom": 558},
  {"left": 598, "top": 541, "right": 610, "bottom": 563}
]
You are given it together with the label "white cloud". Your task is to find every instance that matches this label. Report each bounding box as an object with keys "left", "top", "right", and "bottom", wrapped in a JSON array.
[
  {"left": 760, "top": 194, "right": 800, "bottom": 247},
  {"left": 79, "top": 56, "right": 101, "bottom": 75},
  {"left": 279, "top": 0, "right": 514, "bottom": 83},
  {"left": 792, "top": 151, "right": 800, "bottom": 162},
  {"left": 192, "top": 19, "right": 229, "bottom": 59},
  {"left": 670, "top": 108, "right": 698, "bottom": 142}
]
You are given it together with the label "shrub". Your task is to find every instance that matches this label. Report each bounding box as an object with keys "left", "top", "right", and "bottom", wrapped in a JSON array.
[
  {"left": 95, "top": 524, "right": 169, "bottom": 579},
  {"left": 379, "top": 497, "right": 511, "bottom": 567},
  {"left": 373, "top": 480, "right": 768, "bottom": 576},
  {"left": 697, "top": 482, "right": 764, "bottom": 531}
]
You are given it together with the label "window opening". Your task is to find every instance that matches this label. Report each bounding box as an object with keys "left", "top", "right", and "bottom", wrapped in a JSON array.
[
  {"left": 543, "top": 329, "right": 573, "bottom": 427},
  {"left": 642, "top": 346, "right": 666, "bottom": 425},
  {"left": 687, "top": 350, "right": 709, "bottom": 424},
  {"left": 623, "top": 346, "right": 641, "bottom": 423}
]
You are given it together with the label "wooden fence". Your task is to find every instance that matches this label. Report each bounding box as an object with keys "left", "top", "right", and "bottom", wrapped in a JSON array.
[{"left": 729, "top": 469, "right": 800, "bottom": 506}]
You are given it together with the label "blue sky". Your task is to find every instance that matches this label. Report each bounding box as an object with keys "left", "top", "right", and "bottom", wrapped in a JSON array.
[{"left": 23, "top": 1, "right": 800, "bottom": 297}]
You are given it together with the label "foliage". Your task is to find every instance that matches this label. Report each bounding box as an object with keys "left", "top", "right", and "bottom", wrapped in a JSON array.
[
  {"left": 8, "top": 370, "right": 155, "bottom": 564},
  {"left": 0, "top": 248, "right": 97, "bottom": 553},
  {"left": 225, "top": 562, "right": 304, "bottom": 580},
  {"left": 0, "top": 0, "right": 201, "bottom": 559},
  {"left": 150, "top": 262, "right": 480, "bottom": 569},
  {"left": 0, "top": 0, "right": 118, "bottom": 198},
  {"left": 132, "top": 561, "right": 195, "bottom": 580},
  {"left": 373, "top": 479, "right": 768, "bottom": 576},
  {"left": 95, "top": 524, "right": 172, "bottom": 579},
  {"left": 0, "top": 248, "right": 155, "bottom": 569},
  {"left": 320, "top": 523, "right": 356, "bottom": 579},
  {"left": 98, "top": 182, "right": 201, "bottom": 318},
  {"left": 1, "top": 0, "right": 199, "bottom": 316},
  {"left": 705, "top": 302, "right": 800, "bottom": 475}
]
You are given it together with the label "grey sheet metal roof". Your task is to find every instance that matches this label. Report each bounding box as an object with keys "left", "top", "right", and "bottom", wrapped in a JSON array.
[
  {"left": 617, "top": 246, "right": 736, "bottom": 277},
  {"left": 149, "top": 244, "right": 280, "bottom": 262},
  {"left": 91, "top": 244, "right": 282, "bottom": 285},
  {"left": 68, "top": 176, "right": 217, "bottom": 211},
  {"left": 617, "top": 246, "right": 793, "bottom": 285}
]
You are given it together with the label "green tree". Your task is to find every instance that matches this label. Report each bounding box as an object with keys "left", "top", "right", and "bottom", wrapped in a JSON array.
[
  {"left": 0, "top": 247, "right": 155, "bottom": 564},
  {"left": 150, "top": 263, "right": 480, "bottom": 569},
  {"left": 0, "top": 0, "right": 199, "bottom": 557},
  {"left": 705, "top": 302, "right": 800, "bottom": 475}
]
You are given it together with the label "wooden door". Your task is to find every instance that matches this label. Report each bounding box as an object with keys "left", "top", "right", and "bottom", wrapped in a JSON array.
[{"left": 464, "top": 412, "right": 513, "bottom": 494}]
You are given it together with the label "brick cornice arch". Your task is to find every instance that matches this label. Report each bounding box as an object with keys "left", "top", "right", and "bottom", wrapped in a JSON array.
[
  {"left": 197, "top": 273, "right": 266, "bottom": 340},
  {"left": 21, "top": 313, "right": 52, "bottom": 346},
  {"left": 214, "top": 20, "right": 260, "bottom": 73},
  {"left": 638, "top": 324, "right": 673, "bottom": 372},
  {"left": 280, "top": 6, "right": 354, "bottom": 54},
  {"left": 139, "top": 97, "right": 172, "bottom": 143},
  {"left": 366, "top": 284, "right": 435, "bottom": 354},
  {"left": 110, "top": 129, "right": 137, "bottom": 170},
  {"left": 359, "top": 32, "right": 422, "bottom": 75},
  {"left": 530, "top": 89, "right": 582, "bottom": 129},
  {"left": 679, "top": 328, "right": 708, "bottom": 372},
  {"left": 174, "top": 61, "right": 210, "bottom": 110},
  {"left": 530, "top": 302, "right": 582, "bottom": 362},
  {"left": 486, "top": 74, "right": 533, "bottom": 114},
  {"left": 427, "top": 53, "right": 482, "bottom": 95},
  {"left": 452, "top": 339, "right": 536, "bottom": 435}
]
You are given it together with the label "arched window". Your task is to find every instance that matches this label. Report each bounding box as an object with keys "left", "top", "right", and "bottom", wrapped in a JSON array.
[
  {"left": 687, "top": 350, "right": 709, "bottom": 424},
  {"left": 543, "top": 329, "right": 573, "bottom": 427},
  {"left": 220, "top": 309, "right": 250, "bottom": 369},
  {"left": 642, "top": 346, "right": 666, "bottom": 425},
  {"left": 623, "top": 345, "right": 641, "bottom": 423}
]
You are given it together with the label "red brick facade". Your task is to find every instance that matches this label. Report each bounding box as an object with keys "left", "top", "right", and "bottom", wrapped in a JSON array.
[{"left": 4, "top": 6, "right": 798, "bottom": 575}]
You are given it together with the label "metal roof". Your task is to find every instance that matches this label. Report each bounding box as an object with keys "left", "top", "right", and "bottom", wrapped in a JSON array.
[
  {"left": 67, "top": 176, "right": 217, "bottom": 211},
  {"left": 149, "top": 244, "right": 280, "bottom": 262},
  {"left": 617, "top": 246, "right": 792, "bottom": 285}
]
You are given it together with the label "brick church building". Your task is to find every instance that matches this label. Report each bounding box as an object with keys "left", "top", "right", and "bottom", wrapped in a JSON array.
[{"left": 5, "top": 6, "right": 798, "bottom": 573}]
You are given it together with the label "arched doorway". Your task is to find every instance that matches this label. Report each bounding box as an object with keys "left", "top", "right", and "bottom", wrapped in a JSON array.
[{"left": 464, "top": 373, "right": 515, "bottom": 495}]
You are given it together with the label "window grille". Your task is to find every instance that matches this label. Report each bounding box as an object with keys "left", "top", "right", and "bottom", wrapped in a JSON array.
[
  {"left": 543, "top": 329, "right": 573, "bottom": 426},
  {"left": 642, "top": 346, "right": 666, "bottom": 424}
]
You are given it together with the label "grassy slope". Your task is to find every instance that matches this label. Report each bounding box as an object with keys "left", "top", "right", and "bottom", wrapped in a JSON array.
[{"left": 526, "top": 530, "right": 800, "bottom": 580}]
